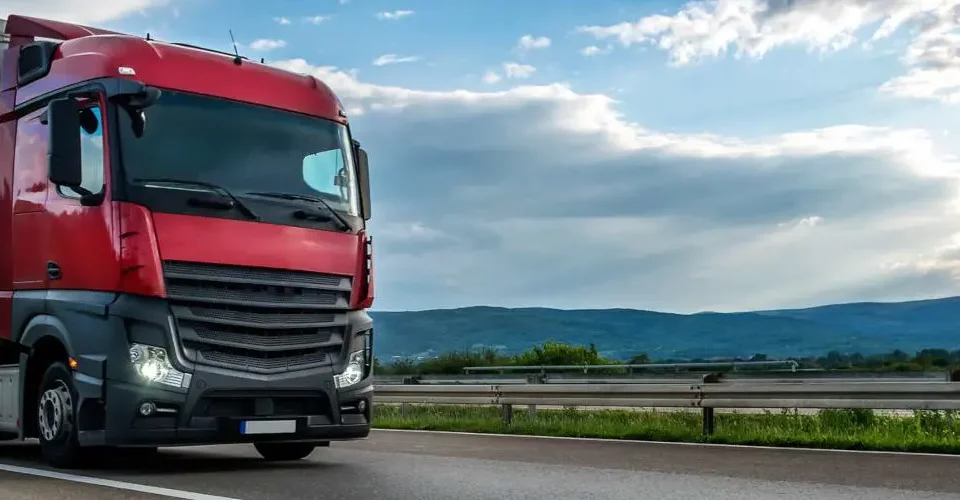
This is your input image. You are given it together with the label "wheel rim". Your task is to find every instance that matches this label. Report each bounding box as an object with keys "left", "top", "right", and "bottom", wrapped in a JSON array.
[{"left": 38, "top": 380, "right": 72, "bottom": 442}]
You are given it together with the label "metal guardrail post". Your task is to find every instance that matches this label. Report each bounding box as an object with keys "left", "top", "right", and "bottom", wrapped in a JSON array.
[
  {"left": 502, "top": 403, "right": 513, "bottom": 425},
  {"left": 701, "top": 372, "right": 722, "bottom": 436},
  {"left": 526, "top": 374, "right": 543, "bottom": 418},
  {"left": 702, "top": 407, "right": 715, "bottom": 436}
]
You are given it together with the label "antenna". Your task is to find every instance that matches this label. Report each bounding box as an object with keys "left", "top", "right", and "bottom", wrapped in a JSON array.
[
  {"left": 146, "top": 32, "right": 152, "bottom": 41},
  {"left": 228, "top": 29, "right": 242, "bottom": 66}
]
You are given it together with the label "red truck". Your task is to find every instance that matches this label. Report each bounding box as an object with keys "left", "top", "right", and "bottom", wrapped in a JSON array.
[{"left": 0, "top": 15, "right": 375, "bottom": 468}]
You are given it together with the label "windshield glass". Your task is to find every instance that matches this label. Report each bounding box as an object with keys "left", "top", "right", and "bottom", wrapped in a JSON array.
[{"left": 116, "top": 89, "right": 360, "bottom": 217}]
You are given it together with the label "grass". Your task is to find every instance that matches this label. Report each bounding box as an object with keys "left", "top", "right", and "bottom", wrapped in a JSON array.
[{"left": 372, "top": 405, "right": 960, "bottom": 454}]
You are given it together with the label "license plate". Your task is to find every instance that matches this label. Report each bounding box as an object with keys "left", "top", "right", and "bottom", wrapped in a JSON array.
[{"left": 240, "top": 419, "right": 297, "bottom": 435}]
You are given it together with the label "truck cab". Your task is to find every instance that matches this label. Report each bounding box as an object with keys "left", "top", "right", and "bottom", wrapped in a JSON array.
[{"left": 0, "top": 15, "right": 375, "bottom": 468}]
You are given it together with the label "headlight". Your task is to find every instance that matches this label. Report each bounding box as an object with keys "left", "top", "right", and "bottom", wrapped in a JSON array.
[
  {"left": 129, "top": 343, "right": 189, "bottom": 389},
  {"left": 335, "top": 349, "right": 365, "bottom": 389}
]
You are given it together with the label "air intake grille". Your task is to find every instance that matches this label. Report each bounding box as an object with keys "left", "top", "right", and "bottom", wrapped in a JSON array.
[{"left": 163, "top": 261, "right": 352, "bottom": 374}]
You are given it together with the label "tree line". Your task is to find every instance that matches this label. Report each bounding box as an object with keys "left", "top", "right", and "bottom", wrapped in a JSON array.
[{"left": 373, "top": 342, "right": 960, "bottom": 375}]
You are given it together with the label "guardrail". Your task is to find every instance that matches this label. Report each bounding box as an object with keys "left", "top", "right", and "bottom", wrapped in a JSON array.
[
  {"left": 373, "top": 369, "right": 951, "bottom": 386},
  {"left": 461, "top": 360, "right": 800, "bottom": 374},
  {"left": 373, "top": 372, "right": 960, "bottom": 436}
]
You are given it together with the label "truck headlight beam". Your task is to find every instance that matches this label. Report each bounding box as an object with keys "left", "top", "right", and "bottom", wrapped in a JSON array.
[
  {"left": 335, "top": 349, "right": 365, "bottom": 390},
  {"left": 129, "top": 343, "right": 190, "bottom": 389}
]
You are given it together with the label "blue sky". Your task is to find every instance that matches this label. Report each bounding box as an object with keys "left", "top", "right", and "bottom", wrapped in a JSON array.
[{"left": 6, "top": 0, "right": 960, "bottom": 313}]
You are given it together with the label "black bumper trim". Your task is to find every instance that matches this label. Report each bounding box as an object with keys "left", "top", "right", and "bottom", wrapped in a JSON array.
[
  {"left": 80, "top": 421, "right": 370, "bottom": 447},
  {"left": 79, "top": 372, "right": 373, "bottom": 448}
]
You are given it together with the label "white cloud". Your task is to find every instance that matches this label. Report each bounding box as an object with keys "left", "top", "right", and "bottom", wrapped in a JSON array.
[
  {"left": 502, "top": 62, "right": 536, "bottom": 79},
  {"left": 577, "top": 0, "right": 954, "bottom": 65},
  {"left": 483, "top": 62, "right": 537, "bottom": 83},
  {"left": 482, "top": 71, "right": 502, "bottom": 84},
  {"left": 880, "top": 25, "right": 960, "bottom": 104},
  {"left": 577, "top": 0, "right": 960, "bottom": 104},
  {"left": 377, "top": 10, "right": 415, "bottom": 20},
  {"left": 373, "top": 54, "right": 422, "bottom": 66},
  {"left": 2, "top": 0, "right": 170, "bottom": 24},
  {"left": 274, "top": 16, "right": 292, "bottom": 25},
  {"left": 303, "top": 15, "right": 332, "bottom": 24},
  {"left": 272, "top": 57, "right": 960, "bottom": 311},
  {"left": 779, "top": 215, "right": 824, "bottom": 229},
  {"left": 517, "top": 34, "right": 551, "bottom": 51},
  {"left": 580, "top": 44, "right": 613, "bottom": 56},
  {"left": 248, "top": 39, "right": 287, "bottom": 51}
]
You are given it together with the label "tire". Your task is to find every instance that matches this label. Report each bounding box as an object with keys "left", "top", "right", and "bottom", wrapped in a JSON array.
[
  {"left": 253, "top": 442, "right": 317, "bottom": 461},
  {"left": 37, "top": 362, "right": 85, "bottom": 468}
]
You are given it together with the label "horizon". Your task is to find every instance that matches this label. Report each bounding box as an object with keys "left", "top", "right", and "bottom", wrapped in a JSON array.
[{"left": 369, "top": 293, "right": 960, "bottom": 315}]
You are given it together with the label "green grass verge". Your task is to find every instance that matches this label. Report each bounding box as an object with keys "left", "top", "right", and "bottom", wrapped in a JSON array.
[{"left": 373, "top": 405, "right": 960, "bottom": 454}]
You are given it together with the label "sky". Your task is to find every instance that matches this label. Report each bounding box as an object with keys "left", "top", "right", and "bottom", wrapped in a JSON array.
[{"left": 5, "top": 0, "right": 960, "bottom": 313}]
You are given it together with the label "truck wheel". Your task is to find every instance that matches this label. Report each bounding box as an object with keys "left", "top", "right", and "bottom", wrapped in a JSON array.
[
  {"left": 37, "top": 362, "right": 84, "bottom": 468},
  {"left": 253, "top": 442, "right": 316, "bottom": 461}
]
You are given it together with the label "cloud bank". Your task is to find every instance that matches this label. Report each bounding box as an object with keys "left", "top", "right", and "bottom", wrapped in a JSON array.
[
  {"left": 578, "top": 0, "right": 960, "bottom": 104},
  {"left": 274, "top": 58, "right": 960, "bottom": 312}
]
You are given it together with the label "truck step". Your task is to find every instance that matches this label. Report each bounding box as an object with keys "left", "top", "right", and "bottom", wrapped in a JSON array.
[{"left": 0, "top": 364, "right": 20, "bottom": 434}]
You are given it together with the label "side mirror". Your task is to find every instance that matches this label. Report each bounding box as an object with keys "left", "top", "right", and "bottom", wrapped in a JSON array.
[
  {"left": 355, "top": 146, "right": 372, "bottom": 221},
  {"left": 47, "top": 98, "right": 83, "bottom": 188}
]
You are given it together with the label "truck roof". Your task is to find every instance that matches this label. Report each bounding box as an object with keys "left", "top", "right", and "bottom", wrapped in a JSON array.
[{"left": 3, "top": 15, "right": 346, "bottom": 123}]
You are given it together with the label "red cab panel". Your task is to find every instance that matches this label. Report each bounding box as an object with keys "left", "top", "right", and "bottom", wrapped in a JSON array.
[
  {"left": 117, "top": 202, "right": 165, "bottom": 297},
  {"left": 11, "top": 109, "right": 50, "bottom": 289},
  {"left": 151, "top": 212, "right": 360, "bottom": 278}
]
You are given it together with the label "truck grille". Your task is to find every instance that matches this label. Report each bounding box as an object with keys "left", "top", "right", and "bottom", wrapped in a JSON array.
[{"left": 162, "top": 261, "right": 352, "bottom": 374}]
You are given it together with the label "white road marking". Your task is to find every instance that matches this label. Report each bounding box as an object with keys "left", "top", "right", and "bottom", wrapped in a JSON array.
[
  {"left": 374, "top": 428, "right": 960, "bottom": 459},
  {"left": 0, "top": 463, "right": 242, "bottom": 500}
]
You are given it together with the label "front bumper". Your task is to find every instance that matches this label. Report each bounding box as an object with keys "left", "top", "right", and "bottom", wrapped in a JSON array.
[
  {"left": 78, "top": 365, "right": 373, "bottom": 448},
  {"left": 70, "top": 294, "right": 375, "bottom": 448}
]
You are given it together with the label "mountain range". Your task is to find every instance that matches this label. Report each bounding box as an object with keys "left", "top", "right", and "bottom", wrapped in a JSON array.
[{"left": 368, "top": 295, "right": 960, "bottom": 361}]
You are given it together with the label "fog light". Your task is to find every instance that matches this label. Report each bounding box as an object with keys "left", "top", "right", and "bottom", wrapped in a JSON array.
[
  {"left": 139, "top": 401, "right": 157, "bottom": 416},
  {"left": 357, "top": 399, "right": 367, "bottom": 413}
]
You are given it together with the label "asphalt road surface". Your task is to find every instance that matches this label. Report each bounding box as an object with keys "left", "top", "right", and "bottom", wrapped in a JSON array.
[{"left": 2, "top": 430, "right": 959, "bottom": 499}]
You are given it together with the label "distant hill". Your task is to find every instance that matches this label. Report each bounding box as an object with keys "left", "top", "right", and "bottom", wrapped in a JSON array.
[{"left": 368, "top": 296, "right": 960, "bottom": 361}]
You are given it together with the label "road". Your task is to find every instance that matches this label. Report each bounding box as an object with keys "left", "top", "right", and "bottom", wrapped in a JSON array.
[{"left": 2, "top": 430, "right": 959, "bottom": 499}]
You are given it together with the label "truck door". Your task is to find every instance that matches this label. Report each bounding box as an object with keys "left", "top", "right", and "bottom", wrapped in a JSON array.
[
  {"left": 43, "top": 95, "right": 120, "bottom": 292},
  {"left": 11, "top": 107, "right": 51, "bottom": 289}
]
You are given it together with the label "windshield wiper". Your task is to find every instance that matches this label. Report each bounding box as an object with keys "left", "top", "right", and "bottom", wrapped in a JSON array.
[
  {"left": 244, "top": 191, "right": 352, "bottom": 232},
  {"left": 133, "top": 178, "right": 259, "bottom": 221}
]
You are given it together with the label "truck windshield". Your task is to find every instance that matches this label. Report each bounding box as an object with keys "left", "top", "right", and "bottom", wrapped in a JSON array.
[{"left": 116, "top": 89, "right": 360, "bottom": 218}]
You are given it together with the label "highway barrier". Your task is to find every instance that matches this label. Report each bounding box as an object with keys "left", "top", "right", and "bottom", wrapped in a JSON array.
[
  {"left": 373, "top": 373, "right": 960, "bottom": 435},
  {"left": 461, "top": 360, "right": 800, "bottom": 374}
]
